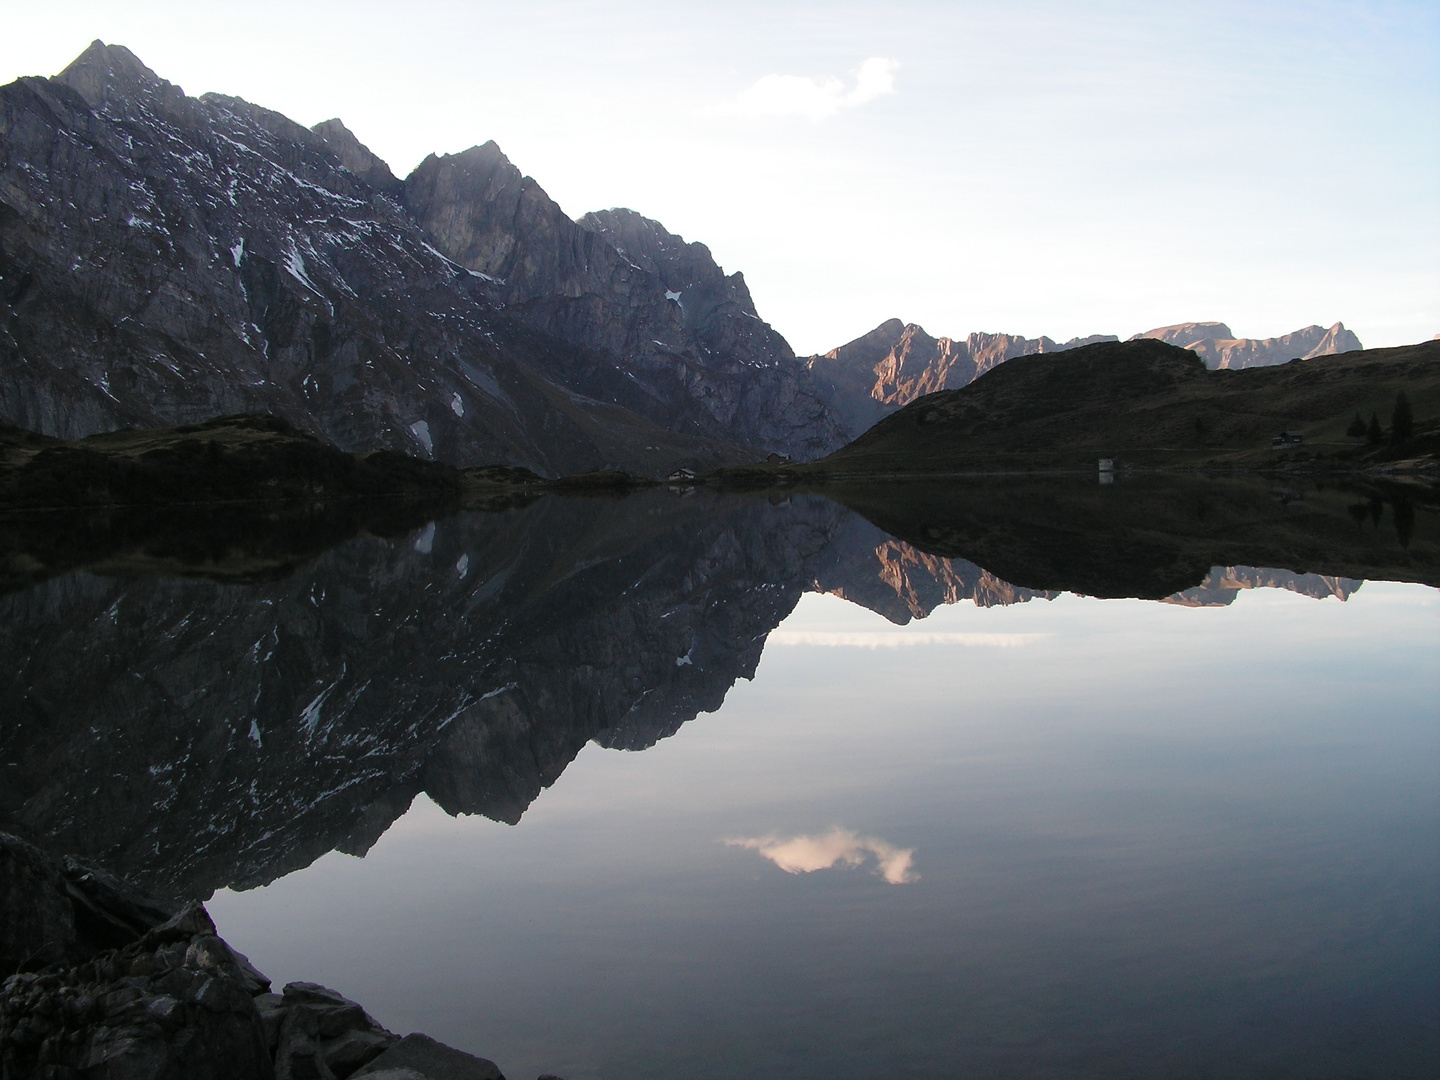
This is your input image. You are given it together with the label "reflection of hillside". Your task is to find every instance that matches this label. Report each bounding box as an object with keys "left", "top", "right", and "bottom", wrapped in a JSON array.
[
  {"left": 831, "top": 474, "right": 1436, "bottom": 597},
  {"left": 808, "top": 514, "right": 1056, "bottom": 624},
  {"left": 1164, "top": 567, "right": 1362, "bottom": 607}
]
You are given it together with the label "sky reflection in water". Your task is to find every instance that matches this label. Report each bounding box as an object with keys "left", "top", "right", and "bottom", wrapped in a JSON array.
[{"left": 208, "top": 581, "right": 1440, "bottom": 1080}]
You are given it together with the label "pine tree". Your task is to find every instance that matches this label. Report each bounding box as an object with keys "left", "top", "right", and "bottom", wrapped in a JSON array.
[
  {"left": 1391, "top": 390, "right": 1414, "bottom": 445},
  {"left": 1367, "top": 412, "right": 1383, "bottom": 445},
  {"left": 1346, "top": 412, "right": 1366, "bottom": 438}
]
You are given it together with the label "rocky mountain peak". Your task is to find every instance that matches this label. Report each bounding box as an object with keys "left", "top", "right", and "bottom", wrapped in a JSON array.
[
  {"left": 822, "top": 318, "right": 908, "bottom": 366},
  {"left": 579, "top": 208, "right": 716, "bottom": 283},
  {"left": 56, "top": 40, "right": 190, "bottom": 120},
  {"left": 1135, "top": 322, "right": 1236, "bottom": 348},
  {"left": 578, "top": 207, "right": 789, "bottom": 355},
  {"left": 403, "top": 141, "right": 559, "bottom": 282},
  {"left": 401, "top": 148, "right": 840, "bottom": 457},
  {"left": 310, "top": 117, "right": 402, "bottom": 196}
]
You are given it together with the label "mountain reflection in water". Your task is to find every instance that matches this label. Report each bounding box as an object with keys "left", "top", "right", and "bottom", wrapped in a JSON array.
[
  {"left": 1, "top": 476, "right": 1436, "bottom": 1078},
  {"left": 0, "top": 476, "right": 1431, "bottom": 899}
]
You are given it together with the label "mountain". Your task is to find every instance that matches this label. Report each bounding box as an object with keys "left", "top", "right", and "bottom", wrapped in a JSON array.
[
  {"left": 397, "top": 147, "right": 844, "bottom": 457},
  {"left": 806, "top": 319, "right": 1117, "bottom": 437},
  {"left": 1132, "top": 320, "right": 1362, "bottom": 369},
  {"left": 0, "top": 42, "right": 844, "bottom": 475},
  {"left": 806, "top": 337, "right": 1439, "bottom": 474},
  {"left": 807, "top": 317, "right": 1364, "bottom": 440}
]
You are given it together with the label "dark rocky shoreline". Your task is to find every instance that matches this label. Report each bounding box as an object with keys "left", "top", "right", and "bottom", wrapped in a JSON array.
[{"left": 1, "top": 832, "right": 514, "bottom": 1080}]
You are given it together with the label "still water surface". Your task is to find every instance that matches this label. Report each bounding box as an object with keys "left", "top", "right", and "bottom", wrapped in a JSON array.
[
  {"left": 210, "top": 576, "right": 1438, "bottom": 1079},
  {"left": 3, "top": 484, "right": 1436, "bottom": 1078}
]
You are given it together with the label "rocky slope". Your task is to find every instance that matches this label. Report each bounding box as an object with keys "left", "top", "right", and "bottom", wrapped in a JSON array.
[
  {"left": 0, "top": 42, "right": 843, "bottom": 477},
  {"left": 0, "top": 832, "right": 508, "bottom": 1079},
  {"left": 400, "top": 150, "right": 844, "bottom": 458},
  {"left": 808, "top": 318, "right": 1364, "bottom": 438}
]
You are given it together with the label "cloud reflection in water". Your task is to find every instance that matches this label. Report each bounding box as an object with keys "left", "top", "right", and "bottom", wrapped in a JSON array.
[{"left": 726, "top": 829, "right": 919, "bottom": 884}]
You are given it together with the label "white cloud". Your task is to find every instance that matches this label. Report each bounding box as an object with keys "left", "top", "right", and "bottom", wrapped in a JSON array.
[
  {"left": 767, "top": 630, "right": 1046, "bottom": 649},
  {"left": 722, "top": 57, "right": 899, "bottom": 121},
  {"left": 726, "top": 828, "right": 918, "bottom": 884}
]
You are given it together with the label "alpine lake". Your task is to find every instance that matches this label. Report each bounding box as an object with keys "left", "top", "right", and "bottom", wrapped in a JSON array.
[{"left": 3, "top": 473, "right": 1436, "bottom": 1080}]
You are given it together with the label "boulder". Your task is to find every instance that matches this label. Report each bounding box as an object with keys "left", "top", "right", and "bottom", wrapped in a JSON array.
[{"left": 273, "top": 982, "right": 398, "bottom": 1079}]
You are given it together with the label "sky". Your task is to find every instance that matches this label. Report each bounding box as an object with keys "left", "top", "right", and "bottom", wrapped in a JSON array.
[{"left": 1, "top": 0, "right": 1436, "bottom": 353}]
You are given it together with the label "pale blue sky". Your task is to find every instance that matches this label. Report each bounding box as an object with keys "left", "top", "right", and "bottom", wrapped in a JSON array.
[{"left": 2, "top": 1, "right": 1436, "bottom": 352}]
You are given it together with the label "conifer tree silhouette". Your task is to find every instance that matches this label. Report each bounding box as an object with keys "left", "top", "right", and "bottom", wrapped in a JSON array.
[
  {"left": 1391, "top": 390, "right": 1414, "bottom": 445},
  {"left": 1346, "top": 412, "right": 1366, "bottom": 438},
  {"left": 1393, "top": 497, "right": 1415, "bottom": 549},
  {"left": 1367, "top": 412, "right": 1383, "bottom": 445}
]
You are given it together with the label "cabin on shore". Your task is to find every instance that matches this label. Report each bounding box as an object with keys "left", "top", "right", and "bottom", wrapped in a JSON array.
[{"left": 1271, "top": 430, "right": 1305, "bottom": 449}]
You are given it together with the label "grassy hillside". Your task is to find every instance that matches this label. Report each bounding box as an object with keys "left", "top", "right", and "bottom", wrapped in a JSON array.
[
  {"left": 0, "top": 414, "right": 466, "bottom": 509},
  {"left": 799, "top": 338, "right": 1440, "bottom": 475}
]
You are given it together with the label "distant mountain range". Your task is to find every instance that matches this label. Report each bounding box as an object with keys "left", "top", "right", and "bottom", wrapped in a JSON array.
[
  {"left": 1132, "top": 321, "right": 1361, "bottom": 369},
  {"left": 0, "top": 42, "right": 1374, "bottom": 471},
  {"left": 806, "top": 317, "right": 1363, "bottom": 437},
  {"left": 805, "top": 336, "right": 1436, "bottom": 475}
]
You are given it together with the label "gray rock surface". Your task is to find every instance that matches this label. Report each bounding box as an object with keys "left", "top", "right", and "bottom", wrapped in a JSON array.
[
  {"left": 0, "top": 898, "right": 275, "bottom": 1079},
  {"left": 0, "top": 42, "right": 813, "bottom": 476},
  {"left": 271, "top": 982, "right": 398, "bottom": 1080},
  {"left": 0, "top": 835, "right": 520, "bottom": 1080},
  {"left": 401, "top": 149, "right": 845, "bottom": 459},
  {"left": 0, "top": 831, "right": 176, "bottom": 976}
]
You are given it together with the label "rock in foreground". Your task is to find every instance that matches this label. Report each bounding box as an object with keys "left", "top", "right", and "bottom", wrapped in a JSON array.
[{"left": 0, "top": 832, "right": 510, "bottom": 1080}]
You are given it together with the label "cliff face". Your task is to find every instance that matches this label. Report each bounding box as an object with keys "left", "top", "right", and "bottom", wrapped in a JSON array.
[
  {"left": 401, "top": 149, "right": 845, "bottom": 458},
  {"left": 0, "top": 42, "right": 841, "bottom": 474},
  {"left": 1131, "top": 321, "right": 1363, "bottom": 369}
]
